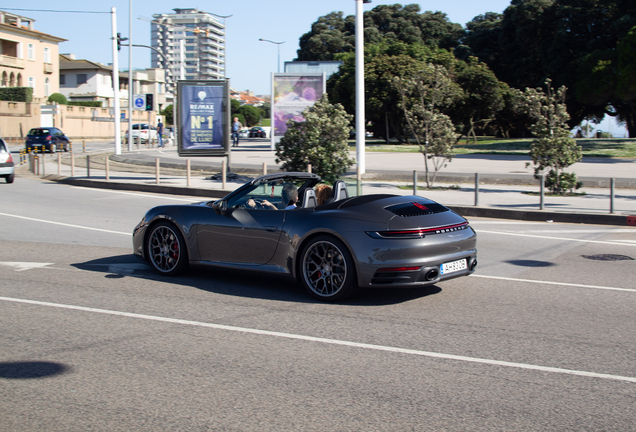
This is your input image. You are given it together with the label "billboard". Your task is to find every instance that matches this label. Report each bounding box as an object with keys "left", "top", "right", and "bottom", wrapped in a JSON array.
[
  {"left": 270, "top": 73, "right": 326, "bottom": 149},
  {"left": 177, "top": 80, "right": 230, "bottom": 156}
]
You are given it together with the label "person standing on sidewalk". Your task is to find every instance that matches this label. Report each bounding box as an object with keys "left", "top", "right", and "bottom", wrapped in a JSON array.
[
  {"left": 232, "top": 117, "right": 242, "bottom": 147},
  {"left": 157, "top": 120, "right": 164, "bottom": 147}
]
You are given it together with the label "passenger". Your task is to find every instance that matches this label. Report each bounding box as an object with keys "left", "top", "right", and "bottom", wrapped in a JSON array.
[{"left": 315, "top": 184, "right": 332, "bottom": 206}]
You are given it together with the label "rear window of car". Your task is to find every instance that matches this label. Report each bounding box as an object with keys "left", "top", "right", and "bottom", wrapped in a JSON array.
[
  {"left": 28, "top": 129, "right": 50, "bottom": 136},
  {"left": 0, "top": 141, "right": 7, "bottom": 152}
]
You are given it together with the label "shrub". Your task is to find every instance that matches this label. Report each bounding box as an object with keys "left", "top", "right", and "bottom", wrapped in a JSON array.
[
  {"left": 68, "top": 101, "right": 101, "bottom": 107},
  {"left": 0, "top": 87, "right": 33, "bottom": 102},
  {"left": 47, "top": 93, "right": 67, "bottom": 104}
]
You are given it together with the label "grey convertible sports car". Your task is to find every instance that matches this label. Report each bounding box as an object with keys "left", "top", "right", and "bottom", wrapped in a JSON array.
[{"left": 133, "top": 172, "right": 477, "bottom": 301}]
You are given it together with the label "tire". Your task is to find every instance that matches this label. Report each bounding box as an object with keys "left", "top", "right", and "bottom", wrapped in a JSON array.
[
  {"left": 146, "top": 221, "right": 189, "bottom": 276},
  {"left": 5, "top": 173, "right": 14, "bottom": 183},
  {"left": 299, "top": 235, "right": 358, "bottom": 302}
]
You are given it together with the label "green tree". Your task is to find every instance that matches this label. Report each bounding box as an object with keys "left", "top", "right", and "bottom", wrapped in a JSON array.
[
  {"left": 161, "top": 104, "right": 173, "bottom": 125},
  {"left": 394, "top": 64, "right": 462, "bottom": 187},
  {"left": 275, "top": 95, "right": 354, "bottom": 183},
  {"left": 523, "top": 79, "right": 582, "bottom": 194},
  {"left": 237, "top": 104, "right": 261, "bottom": 127}
]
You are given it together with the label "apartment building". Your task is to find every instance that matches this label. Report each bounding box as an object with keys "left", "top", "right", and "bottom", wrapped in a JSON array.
[
  {"left": 0, "top": 10, "right": 65, "bottom": 100},
  {"left": 151, "top": 8, "right": 226, "bottom": 92}
]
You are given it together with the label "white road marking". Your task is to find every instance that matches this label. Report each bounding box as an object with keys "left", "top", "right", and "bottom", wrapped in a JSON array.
[
  {"left": 478, "top": 229, "right": 636, "bottom": 246},
  {"left": 1, "top": 296, "right": 635, "bottom": 384},
  {"left": 0, "top": 262, "right": 54, "bottom": 272},
  {"left": 472, "top": 274, "right": 636, "bottom": 293},
  {"left": 0, "top": 212, "right": 129, "bottom": 235}
]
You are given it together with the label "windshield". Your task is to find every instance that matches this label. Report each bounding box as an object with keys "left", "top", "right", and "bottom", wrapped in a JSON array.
[{"left": 226, "top": 177, "right": 317, "bottom": 210}]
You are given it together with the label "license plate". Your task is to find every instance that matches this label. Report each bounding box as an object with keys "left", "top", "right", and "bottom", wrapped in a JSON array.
[{"left": 440, "top": 258, "right": 467, "bottom": 275}]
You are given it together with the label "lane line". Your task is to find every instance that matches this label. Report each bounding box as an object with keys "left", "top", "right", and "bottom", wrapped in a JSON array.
[
  {"left": 1, "top": 295, "right": 635, "bottom": 384},
  {"left": 471, "top": 274, "right": 636, "bottom": 293},
  {"left": 0, "top": 212, "right": 129, "bottom": 236},
  {"left": 478, "top": 229, "right": 636, "bottom": 246}
]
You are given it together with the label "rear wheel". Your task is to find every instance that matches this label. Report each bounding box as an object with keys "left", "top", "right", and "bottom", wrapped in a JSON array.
[
  {"left": 146, "top": 221, "right": 189, "bottom": 276},
  {"left": 5, "top": 173, "right": 14, "bottom": 183},
  {"left": 299, "top": 235, "right": 358, "bottom": 302}
]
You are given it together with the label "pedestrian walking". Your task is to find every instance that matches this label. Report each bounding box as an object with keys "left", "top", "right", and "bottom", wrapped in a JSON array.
[
  {"left": 232, "top": 117, "right": 242, "bottom": 147},
  {"left": 157, "top": 120, "right": 164, "bottom": 147}
]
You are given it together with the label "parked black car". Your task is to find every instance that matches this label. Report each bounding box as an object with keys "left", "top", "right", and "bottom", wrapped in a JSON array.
[
  {"left": 249, "top": 127, "right": 267, "bottom": 138},
  {"left": 25, "top": 127, "right": 70, "bottom": 153}
]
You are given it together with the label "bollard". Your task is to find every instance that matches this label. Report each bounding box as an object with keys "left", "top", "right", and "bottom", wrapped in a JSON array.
[
  {"left": 105, "top": 156, "right": 110, "bottom": 181},
  {"left": 222, "top": 160, "right": 227, "bottom": 190},
  {"left": 413, "top": 170, "right": 417, "bottom": 196},
  {"left": 307, "top": 164, "right": 312, "bottom": 173},
  {"left": 610, "top": 178, "right": 615, "bottom": 214},
  {"left": 71, "top": 153, "right": 75, "bottom": 177},
  {"left": 540, "top": 174, "right": 545, "bottom": 210},
  {"left": 475, "top": 173, "right": 480, "bottom": 206},
  {"left": 69, "top": 142, "right": 73, "bottom": 153},
  {"left": 83, "top": 140, "right": 86, "bottom": 152},
  {"left": 35, "top": 155, "right": 39, "bottom": 175},
  {"left": 87, "top": 155, "right": 91, "bottom": 178},
  {"left": 357, "top": 166, "right": 362, "bottom": 196},
  {"left": 57, "top": 153, "right": 61, "bottom": 175},
  {"left": 186, "top": 159, "right": 191, "bottom": 187},
  {"left": 41, "top": 153, "right": 45, "bottom": 176},
  {"left": 155, "top": 158, "right": 160, "bottom": 184},
  {"left": 262, "top": 162, "right": 267, "bottom": 176}
]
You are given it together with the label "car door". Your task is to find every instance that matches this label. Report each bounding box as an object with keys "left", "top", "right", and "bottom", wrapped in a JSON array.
[{"left": 196, "top": 206, "right": 285, "bottom": 265}]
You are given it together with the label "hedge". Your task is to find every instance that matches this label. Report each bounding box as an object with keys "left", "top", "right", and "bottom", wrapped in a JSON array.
[
  {"left": 0, "top": 87, "right": 33, "bottom": 102},
  {"left": 68, "top": 101, "right": 102, "bottom": 107}
]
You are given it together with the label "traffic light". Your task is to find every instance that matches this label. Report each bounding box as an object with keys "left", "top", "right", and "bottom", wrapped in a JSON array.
[
  {"left": 116, "top": 33, "right": 128, "bottom": 51},
  {"left": 145, "top": 93, "right": 154, "bottom": 111}
]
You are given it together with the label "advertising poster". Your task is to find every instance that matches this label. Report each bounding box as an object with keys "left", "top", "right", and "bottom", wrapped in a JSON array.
[
  {"left": 271, "top": 73, "right": 325, "bottom": 149},
  {"left": 177, "top": 80, "right": 230, "bottom": 156}
]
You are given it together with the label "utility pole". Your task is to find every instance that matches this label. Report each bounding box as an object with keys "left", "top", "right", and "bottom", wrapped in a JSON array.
[
  {"left": 111, "top": 7, "right": 121, "bottom": 155},
  {"left": 128, "top": 0, "right": 134, "bottom": 151}
]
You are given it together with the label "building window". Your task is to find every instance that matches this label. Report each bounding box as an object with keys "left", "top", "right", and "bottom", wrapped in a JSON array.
[
  {"left": 77, "top": 74, "right": 87, "bottom": 85},
  {"left": 60, "top": 74, "right": 66, "bottom": 85},
  {"left": 45, "top": 77, "right": 50, "bottom": 97},
  {"left": 1, "top": 71, "right": 6, "bottom": 87},
  {"left": 44, "top": 47, "right": 51, "bottom": 64},
  {"left": 28, "top": 77, "right": 35, "bottom": 92},
  {"left": 27, "top": 44, "right": 35, "bottom": 61}
]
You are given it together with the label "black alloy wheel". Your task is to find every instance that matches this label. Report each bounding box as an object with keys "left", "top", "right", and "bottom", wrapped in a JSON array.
[
  {"left": 300, "top": 235, "right": 358, "bottom": 301},
  {"left": 146, "top": 221, "right": 189, "bottom": 276}
]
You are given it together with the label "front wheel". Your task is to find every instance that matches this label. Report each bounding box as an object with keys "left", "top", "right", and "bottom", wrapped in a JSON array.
[
  {"left": 299, "top": 235, "right": 358, "bottom": 302},
  {"left": 146, "top": 221, "right": 189, "bottom": 276}
]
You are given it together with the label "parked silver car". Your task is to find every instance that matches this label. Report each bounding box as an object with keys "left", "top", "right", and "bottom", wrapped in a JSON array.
[{"left": 0, "top": 139, "right": 15, "bottom": 183}]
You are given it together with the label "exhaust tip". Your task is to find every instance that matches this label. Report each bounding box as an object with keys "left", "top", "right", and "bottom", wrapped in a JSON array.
[
  {"left": 425, "top": 269, "right": 439, "bottom": 281},
  {"left": 470, "top": 260, "right": 477, "bottom": 271}
]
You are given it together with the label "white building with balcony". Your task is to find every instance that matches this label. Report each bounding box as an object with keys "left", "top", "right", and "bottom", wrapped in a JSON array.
[{"left": 151, "top": 8, "right": 226, "bottom": 92}]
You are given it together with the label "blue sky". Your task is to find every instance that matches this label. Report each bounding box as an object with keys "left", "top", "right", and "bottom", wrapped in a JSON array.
[{"left": 6, "top": 0, "right": 626, "bottom": 134}]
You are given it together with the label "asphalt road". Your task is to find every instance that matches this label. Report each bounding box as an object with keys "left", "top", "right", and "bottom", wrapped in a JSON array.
[{"left": 1, "top": 178, "right": 636, "bottom": 431}]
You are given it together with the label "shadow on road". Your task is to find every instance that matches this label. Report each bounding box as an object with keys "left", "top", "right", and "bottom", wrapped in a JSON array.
[
  {"left": 0, "top": 361, "right": 71, "bottom": 379},
  {"left": 73, "top": 254, "right": 442, "bottom": 306}
]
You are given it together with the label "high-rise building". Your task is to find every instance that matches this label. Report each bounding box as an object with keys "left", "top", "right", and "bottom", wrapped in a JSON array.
[{"left": 151, "top": 8, "right": 225, "bottom": 91}]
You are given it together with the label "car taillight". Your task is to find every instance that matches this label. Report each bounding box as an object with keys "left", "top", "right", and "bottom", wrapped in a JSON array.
[
  {"left": 45, "top": 135, "right": 53, "bottom": 141},
  {"left": 367, "top": 222, "right": 469, "bottom": 239},
  {"left": 7, "top": 152, "right": 13, "bottom": 163}
]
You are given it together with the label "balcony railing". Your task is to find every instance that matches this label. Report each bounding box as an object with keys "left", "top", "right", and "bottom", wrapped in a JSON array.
[
  {"left": 43, "top": 63, "right": 53, "bottom": 74},
  {"left": 0, "top": 54, "right": 25, "bottom": 69}
]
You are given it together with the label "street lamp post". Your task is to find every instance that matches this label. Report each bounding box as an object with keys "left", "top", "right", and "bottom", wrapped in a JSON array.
[
  {"left": 259, "top": 38, "right": 285, "bottom": 73},
  {"left": 355, "top": 0, "right": 371, "bottom": 174}
]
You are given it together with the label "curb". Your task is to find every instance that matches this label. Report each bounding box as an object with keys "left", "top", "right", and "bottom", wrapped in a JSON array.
[{"left": 43, "top": 174, "right": 636, "bottom": 227}]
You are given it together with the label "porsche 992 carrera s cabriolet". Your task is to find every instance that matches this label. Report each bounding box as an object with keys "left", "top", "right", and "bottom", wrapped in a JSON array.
[{"left": 133, "top": 172, "right": 477, "bottom": 301}]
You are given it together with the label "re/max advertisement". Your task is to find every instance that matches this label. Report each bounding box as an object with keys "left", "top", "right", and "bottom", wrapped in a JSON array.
[{"left": 177, "top": 80, "right": 230, "bottom": 156}]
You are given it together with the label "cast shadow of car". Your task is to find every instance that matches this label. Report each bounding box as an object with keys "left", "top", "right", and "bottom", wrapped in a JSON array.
[
  {"left": 0, "top": 361, "right": 71, "bottom": 379},
  {"left": 72, "top": 254, "right": 442, "bottom": 306}
]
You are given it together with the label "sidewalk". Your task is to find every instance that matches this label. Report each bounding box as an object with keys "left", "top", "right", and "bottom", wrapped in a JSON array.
[{"left": 13, "top": 142, "right": 636, "bottom": 226}]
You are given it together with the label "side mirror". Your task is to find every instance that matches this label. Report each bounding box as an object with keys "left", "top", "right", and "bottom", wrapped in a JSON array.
[{"left": 211, "top": 200, "right": 227, "bottom": 215}]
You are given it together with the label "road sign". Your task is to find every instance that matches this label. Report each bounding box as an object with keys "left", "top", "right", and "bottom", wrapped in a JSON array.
[{"left": 133, "top": 94, "right": 145, "bottom": 111}]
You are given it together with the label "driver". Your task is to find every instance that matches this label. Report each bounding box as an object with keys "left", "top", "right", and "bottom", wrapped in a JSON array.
[{"left": 246, "top": 183, "right": 298, "bottom": 210}]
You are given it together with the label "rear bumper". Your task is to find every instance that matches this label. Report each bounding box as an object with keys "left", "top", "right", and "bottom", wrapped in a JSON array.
[{"left": 0, "top": 162, "right": 14, "bottom": 175}]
